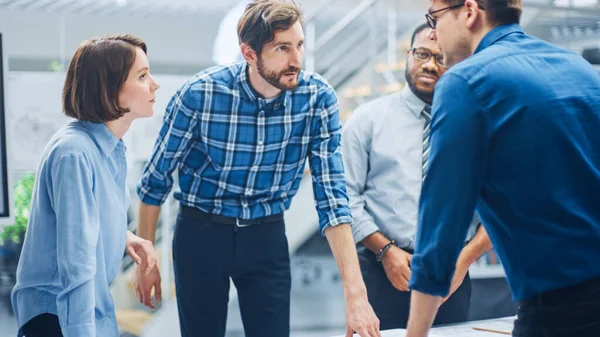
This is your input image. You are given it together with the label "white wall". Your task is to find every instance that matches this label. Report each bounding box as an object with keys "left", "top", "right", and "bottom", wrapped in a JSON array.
[
  {"left": 5, "top": 71, "right": 191, "bottom": 172},
  {"left": 0, "top": 9, "right": 222, "bottom": 66}
]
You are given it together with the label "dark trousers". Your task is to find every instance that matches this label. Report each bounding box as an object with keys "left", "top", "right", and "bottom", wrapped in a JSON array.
[
  {"left": 513, "top": 277, "right": 600, "bottom": 337},
  {"left": 172, "top": 206, "right": 291, "bottom": 337},
  {"left": 358, "top": 248, "right": 471, "bottom": 330},
  {"left": 20, "top": 313, "right": 63, "bottom": 337}
]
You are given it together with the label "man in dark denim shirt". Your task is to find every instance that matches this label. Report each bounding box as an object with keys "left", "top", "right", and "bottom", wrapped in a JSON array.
[{"left": 406, "top": 1, "right": 600, "bottom": 337}]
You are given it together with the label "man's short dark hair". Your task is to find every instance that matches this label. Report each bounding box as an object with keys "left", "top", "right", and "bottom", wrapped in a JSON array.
[
  {"left": 62, "top": 34, "right": 147, "bottom": 123},
  {"left": 443, "top": 0, "right": 522, "bottom": 26},
  {"left": 410, "top": 23, "right": 431, "bottom": 48},
  {"left": 237, "top": 0, "right": 303, "bottom": 55},
  {"left": 582, "top": 47, "right": 600, "bottom": 65}
]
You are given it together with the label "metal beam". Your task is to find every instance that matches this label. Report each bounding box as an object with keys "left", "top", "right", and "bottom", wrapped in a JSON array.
[
  {"left": 316, "top": 0, "right": 379, "bottom": 50},
  {"left": 524, "top": 2, "right": 600, "bottom": 16},
  {"left": 304, "top": 0, "right": 335, "bottom": 23}
]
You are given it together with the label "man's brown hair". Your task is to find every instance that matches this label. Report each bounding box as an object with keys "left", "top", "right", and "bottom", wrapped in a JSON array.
[
  {"left": 62, "top": 34, "right": 147, "bottom": 123},
  {"left": 237, "top": 0, "right": 303, "bottom": 55},
  {"left": 444, "top": 0, "right": 522, "bottom": 26}
]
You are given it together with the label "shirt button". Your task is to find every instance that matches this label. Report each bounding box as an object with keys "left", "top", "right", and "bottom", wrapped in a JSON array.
[
  {"left": 245, "top": 189, "right": 252, "bottom": 196},
  {"left": 258, "top": 140, "right": 263, "bottom": 145}
]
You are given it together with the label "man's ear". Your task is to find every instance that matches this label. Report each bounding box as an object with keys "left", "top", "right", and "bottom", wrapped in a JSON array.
[
  {"left": 464, "top": 0, "right": 482, "bottom": 30},
  {"left": 241, "top": 43, "right": 257, "bottom": 63}
]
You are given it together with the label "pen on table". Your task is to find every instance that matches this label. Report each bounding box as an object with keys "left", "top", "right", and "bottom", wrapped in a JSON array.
[{"left": 472, "top": 327, "right": 511, "bottom": 335}]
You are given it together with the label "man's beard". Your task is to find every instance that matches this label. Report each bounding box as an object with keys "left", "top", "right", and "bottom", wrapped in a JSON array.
[
  {"left": 405, "top": 67, "right": 434, "bottom": 104},
  {"left": 257, "top": 56, "right": 301, "bottom": 91},
  {"left": 441, "top": 36, "right": 472, "bottom": 68}
]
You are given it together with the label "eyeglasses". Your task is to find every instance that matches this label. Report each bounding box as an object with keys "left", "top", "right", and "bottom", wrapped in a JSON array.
[
  {"left": 409, "top": 47, "right": 447, "bottom": 68},
  {"left": 425, "top": 2, "right": 465, "bottom": 29}
]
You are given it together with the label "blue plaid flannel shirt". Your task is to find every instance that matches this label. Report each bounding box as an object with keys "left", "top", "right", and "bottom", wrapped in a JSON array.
[{"left": 137, "top": 63, "right": 353, "bottom": 233}]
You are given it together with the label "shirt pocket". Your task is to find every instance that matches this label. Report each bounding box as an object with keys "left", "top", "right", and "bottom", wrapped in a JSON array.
[{"left": 198, "top": 118, "right": 256, "bottom": 171}]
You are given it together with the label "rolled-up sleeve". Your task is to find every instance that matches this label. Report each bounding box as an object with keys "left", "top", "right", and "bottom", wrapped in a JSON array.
[
  {"left": 409, "top": 73, "right": 489, "bottom": 296},
  {"left": 341, "top": 108, "right": 379, "bottom": 243},
  {"left": 52, "top": 154, "right": 99, "bottom": 337},
  {"left": 137, "top": 84, "right": 199, "bottom": 206},
  {"left": 309, "top": 86, "right": 353, "bottom": 234}
]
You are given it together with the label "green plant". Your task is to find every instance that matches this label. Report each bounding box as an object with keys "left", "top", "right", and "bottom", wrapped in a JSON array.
[{"left": 0, "top": 172, "right": 36, "bottom": 244}]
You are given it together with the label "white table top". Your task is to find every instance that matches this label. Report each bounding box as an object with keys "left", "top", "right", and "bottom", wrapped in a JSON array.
[{"left": 332, "top": 316, "right": 515, "bottom": 337}]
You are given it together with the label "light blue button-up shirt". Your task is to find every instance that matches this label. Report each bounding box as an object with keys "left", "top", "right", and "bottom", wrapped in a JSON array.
[
  {"left": 342, "top": 86, "right": 479, "bottom": 250},
  {"left": 11, "top": 120, "right": 129, "bottom": 337}
]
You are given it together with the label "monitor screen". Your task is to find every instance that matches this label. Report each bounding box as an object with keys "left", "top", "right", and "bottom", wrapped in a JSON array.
[{"left": 0, "top": 32, "right": 12, "bottom": 224}]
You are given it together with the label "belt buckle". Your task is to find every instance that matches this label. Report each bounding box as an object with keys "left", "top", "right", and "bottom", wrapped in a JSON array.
[{"left": 236, "top": 218, "right": 253, "bottom": 227}]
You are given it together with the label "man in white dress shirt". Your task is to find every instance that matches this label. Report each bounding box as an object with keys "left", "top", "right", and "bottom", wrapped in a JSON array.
[{"left": 342, "top": 23, "right": 493, "bottom": 330}]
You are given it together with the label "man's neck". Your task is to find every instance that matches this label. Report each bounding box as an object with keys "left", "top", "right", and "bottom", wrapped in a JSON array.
[
  {"left": 247, "top": 64, "right": 282, "bottom": 99},
  {"left": 470, "top": 23, "right": 496, "bottom": 54},
  {"left": 407, "top": 85, "right": 432, "bottom": 106}
]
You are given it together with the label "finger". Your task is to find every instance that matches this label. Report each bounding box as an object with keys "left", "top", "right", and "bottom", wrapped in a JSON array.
[
  {"left": 400, "top": 279, "right": 409, "bottom": 292},
  {"left": 134, "top": 285, "right": 143, "bottom": 304},
  {"left": 155, "top": 277, "right": 162, "bottom": 302},
  {"left": 139, "top": 285, "right": 148, "bottom": 308},
  {"left": 374, "top": 315, "right": 381, "bottom": 335},
  {"left": 400, "top": 265, "right": 412, "bottom": 281},
  {"left": 393, "top": 279, "right": 408, "bottom": 292},
  {"left": 390, "top": 274, "right": 408, "bottom": 292},
  {"left": 141, "top": 287, "right": 148, "bottom": 308},
  {"left": 346, "top": 325, "right": 354, "bottom": 337},
  {"left": 369, "top": 318, "right": 381, "bottom": 337},
  {"left": 142, "top": 286, "right": 155, "bottom": 310},
  {"left": 397, "top": 272, "right": 410, "bottom": 291},
  {"left": 127, "top": 247, "right": 142, "bottom": 265},
  {"left": 355, "top": 327, "right": 370, "bottom": 337},
  {"left": 369, "top": 326, "right": 381, "bottom": 337}
]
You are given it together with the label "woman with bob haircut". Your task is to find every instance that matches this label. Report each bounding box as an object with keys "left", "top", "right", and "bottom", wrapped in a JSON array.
[{"left": 11, "top": 34, "right": 161, "bottom": 337}]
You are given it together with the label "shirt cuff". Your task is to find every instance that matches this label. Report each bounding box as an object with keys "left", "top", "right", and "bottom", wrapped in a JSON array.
[
  {"left": 61, "top": 322, "right": 96, "bottom": 337},
  {"left": 351, "top": 219, "right": 379, "bottom": 244},
  {"left": 136, "top": 185, "right": 168, "bottom": 206},
  {"left": 320, "top": 214, "right": 353, "bottom": 235},
  {"left": 408, "top": 254, "right": 452, "bottom": 297},
  {"left": 138, "top": 194, "right": 163, "bottom": 206}
]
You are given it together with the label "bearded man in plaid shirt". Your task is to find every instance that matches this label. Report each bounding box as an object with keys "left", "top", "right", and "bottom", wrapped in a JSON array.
[{"left": 132, "top": 1, "right": 380, "bottom": 337}]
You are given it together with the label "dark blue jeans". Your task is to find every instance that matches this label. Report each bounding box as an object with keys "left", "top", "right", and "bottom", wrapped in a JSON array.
[
  {"left": 513, "top": 277, "right": 600, "bottom": 337},
  {"left": 359, "top": 248, "right": 471, "bottom": 330},
  {"left": 172, "top": 207, "right": 291, "bottom": 337},
  {"left": 19, "top": 313, "right": 62, "bottom": 337}
]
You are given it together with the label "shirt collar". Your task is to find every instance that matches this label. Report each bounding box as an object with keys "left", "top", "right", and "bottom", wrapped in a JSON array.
[
  {"left": 474, "top": 23, "right": 524, "bottom": 54},
  {"left": 80, "top": 120, "right": 122, "bottom": 158},
  {"left": 401, "top": 85, "right": 429, "bottom": 118},
  {"left": 235, "top": 62, "right": 291, "bottom": 109}
]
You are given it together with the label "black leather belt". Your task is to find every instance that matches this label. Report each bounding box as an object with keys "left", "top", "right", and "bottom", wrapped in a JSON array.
[
  {"left": 180, "top": 205, "right": 284, "bottom": 226},
  {"left": 518, "top": 277, "right": 600, "bottom": 308}
]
